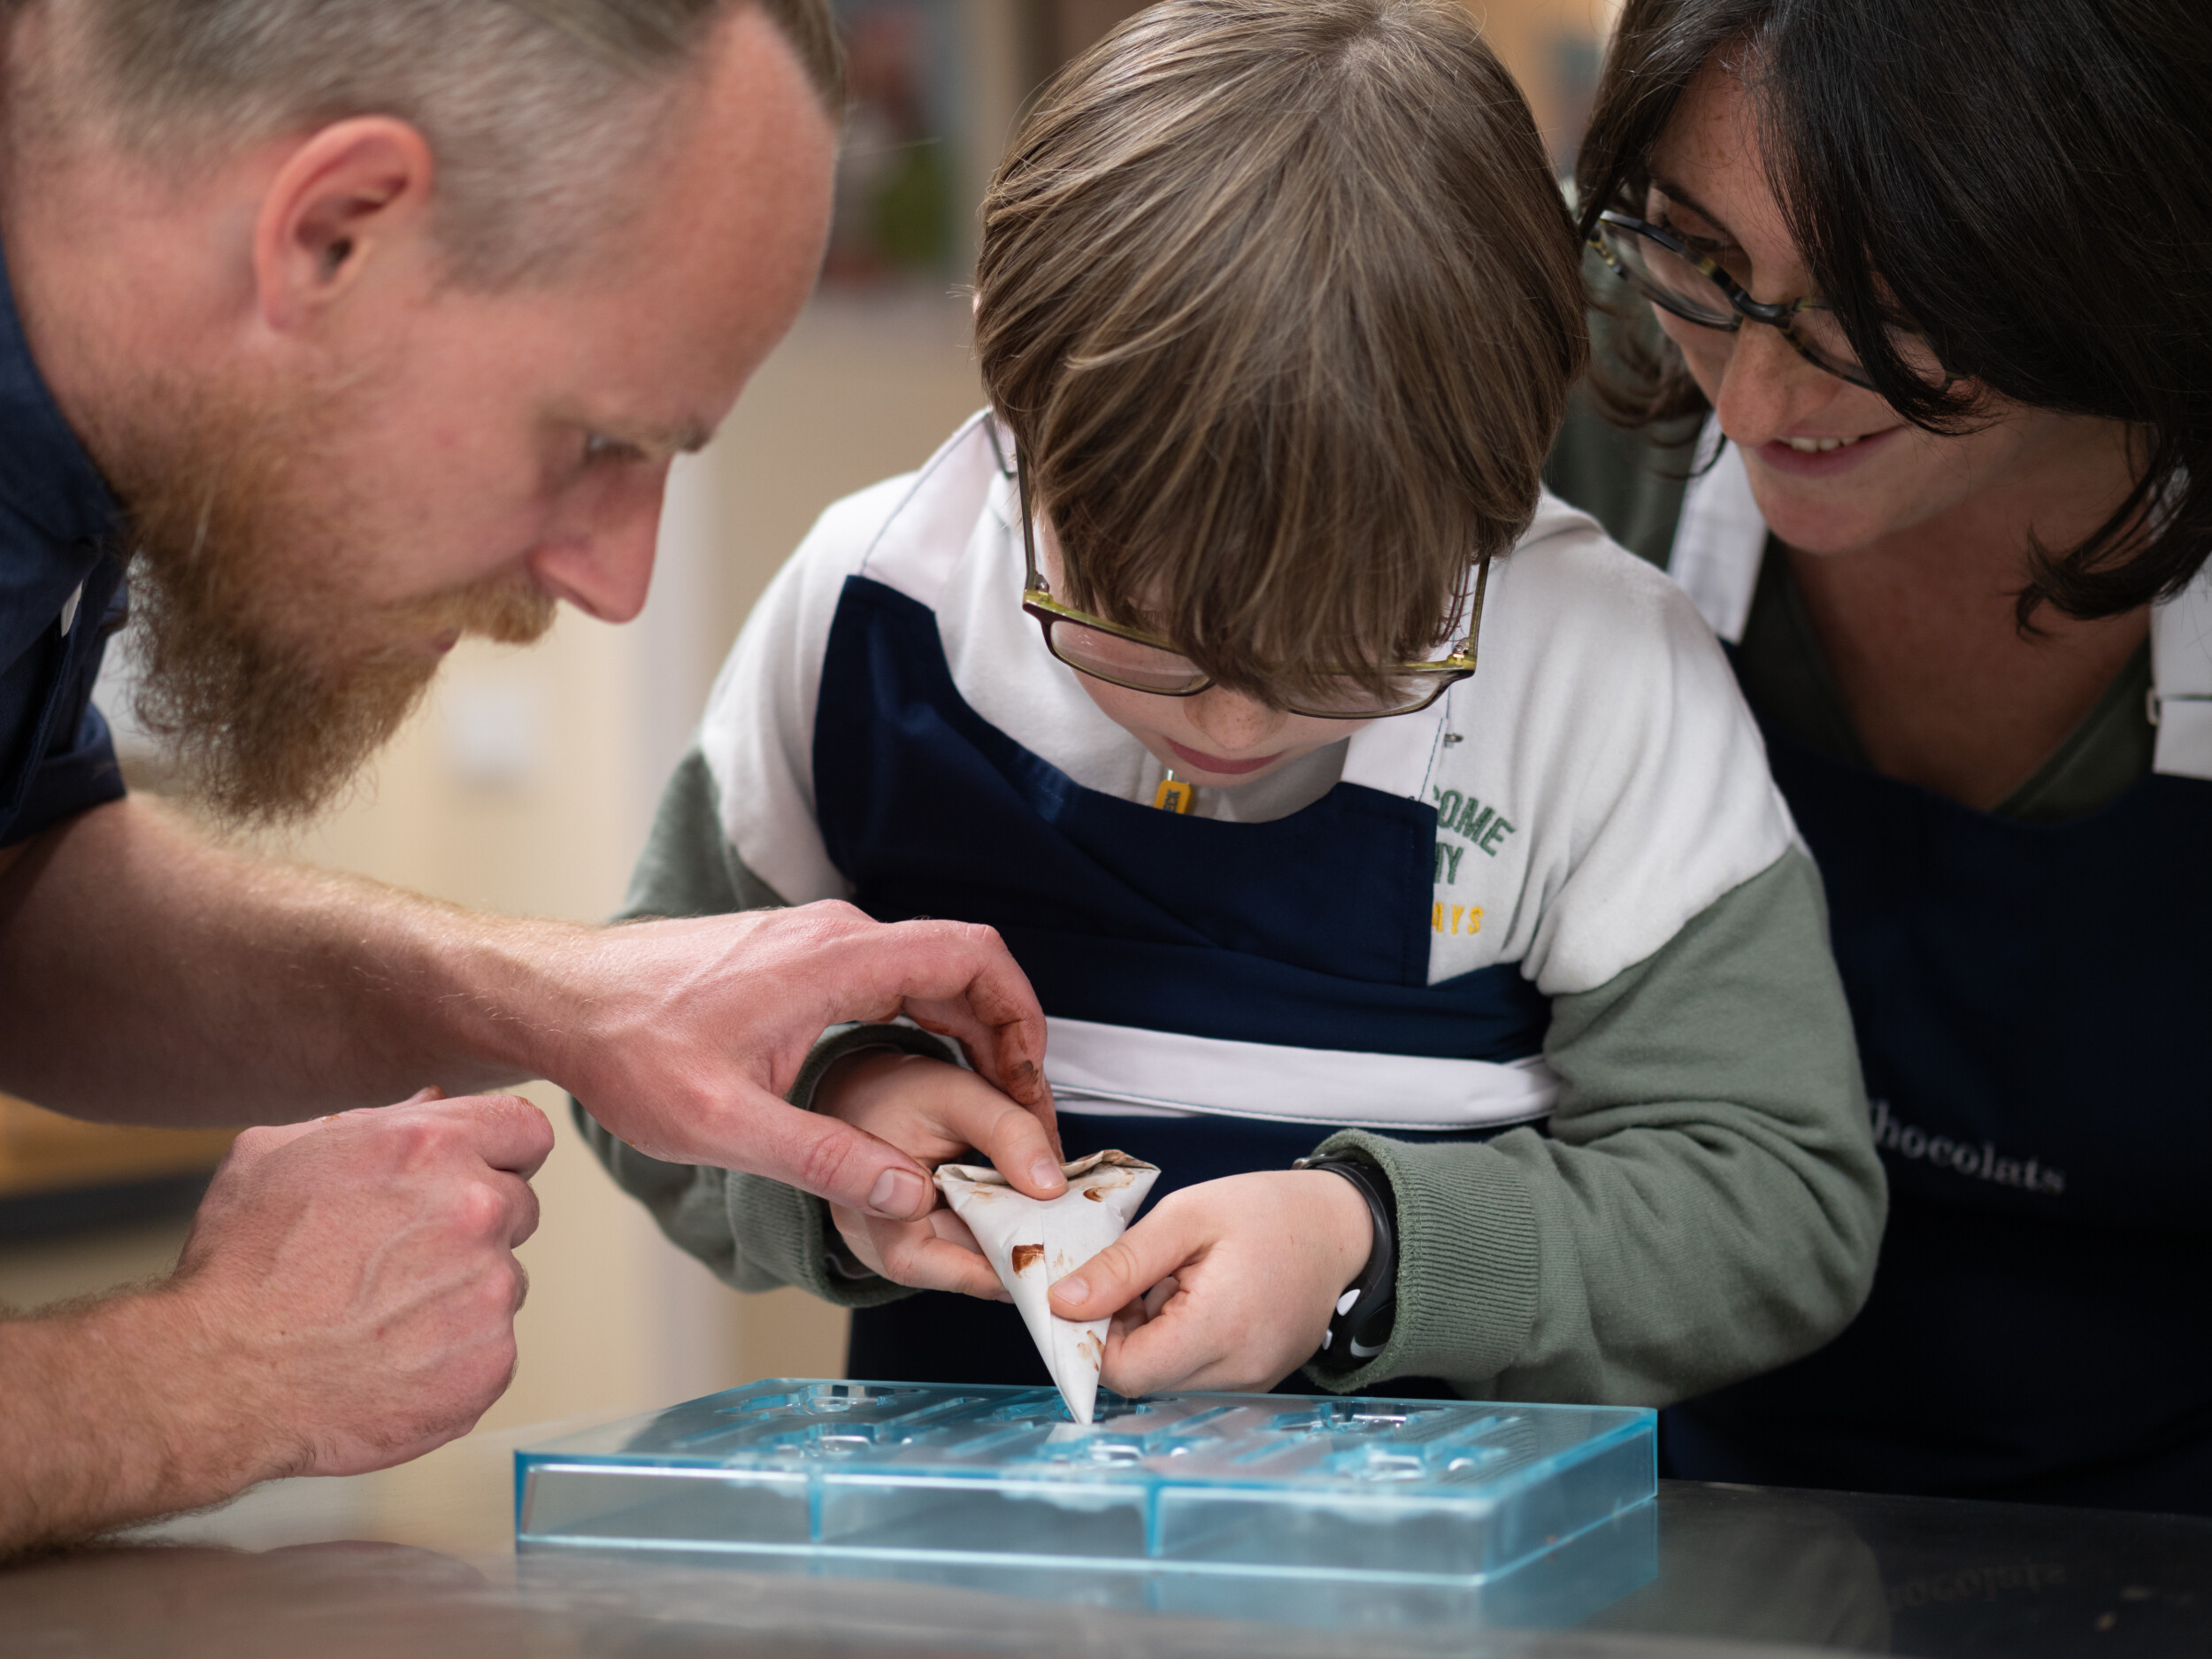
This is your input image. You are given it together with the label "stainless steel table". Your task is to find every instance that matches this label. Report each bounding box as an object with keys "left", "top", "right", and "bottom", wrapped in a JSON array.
[{"left": 1, "top": 1415, "right": 2203, "bottom": 1657}]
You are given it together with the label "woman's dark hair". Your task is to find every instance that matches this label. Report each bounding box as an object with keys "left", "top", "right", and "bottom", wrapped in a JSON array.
[{"left": 1575, "top": 0, "right": 2212, "bottom": 622}]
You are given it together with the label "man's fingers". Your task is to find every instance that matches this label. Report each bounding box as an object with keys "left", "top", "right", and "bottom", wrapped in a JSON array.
[
  {"left": 495, "top": 1169, "right": 542, "bottom": 1249},
  {"left": 713, "top": 1085, "right": 937, "bottom": 1220},
  {"left": 1048, "top": 1205, "right": 1202, "bottom": 1322},
  {"left": 822, "top": 918, "right": 1051, "bottom": 1111},
  {"left": 433, "top": 1094, "right": 557, "bottom": 1179}
]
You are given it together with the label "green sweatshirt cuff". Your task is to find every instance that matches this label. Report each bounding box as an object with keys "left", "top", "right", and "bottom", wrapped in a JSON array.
[{"left": 1302, "top": 1131, "right": 1540, "bottom": 1394}]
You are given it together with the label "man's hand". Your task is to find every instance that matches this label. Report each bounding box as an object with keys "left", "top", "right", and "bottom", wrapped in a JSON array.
[
  {"left": 167, "top": 1087, "right": 554, "bottom": 1478},
  {"left": 0, "top": 1087, "right": 552, "bottom": 1555},
  {"left": 1044, "top": 1171, "right": 1373, "bottom": 1394},
  {"left": 534, "top": 902, "right": 1054, "bottom": 1224},
  {"left": 812, "top": 1051, "right": 1066, "bottom": 1298},
  {"left": 0, "top": 802, "right": 1050, "bottom": 1227}
]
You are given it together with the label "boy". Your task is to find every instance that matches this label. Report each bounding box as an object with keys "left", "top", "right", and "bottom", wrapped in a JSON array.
[{"left": 583, "top": 0, "right": 1881, "bottom": 1405}]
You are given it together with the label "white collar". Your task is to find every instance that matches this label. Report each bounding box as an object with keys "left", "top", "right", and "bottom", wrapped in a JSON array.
[{"left": 1668, "top": 414, "right": 2212, "bottom": 781}]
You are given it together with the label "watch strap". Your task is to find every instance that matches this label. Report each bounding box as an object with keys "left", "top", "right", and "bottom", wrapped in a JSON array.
[{"left": 1295, "top": 1153, "right": 1398, "bottom": 1372}]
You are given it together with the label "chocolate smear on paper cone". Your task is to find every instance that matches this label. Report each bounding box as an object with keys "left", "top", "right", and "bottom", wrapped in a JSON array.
[{"left": 934, "top": 1150, "right": 1160, "bottom": 1424}]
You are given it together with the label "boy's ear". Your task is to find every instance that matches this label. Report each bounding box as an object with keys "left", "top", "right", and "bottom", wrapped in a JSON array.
[{"left": 252, "top": 117, "right": 436, "bottom": 332}]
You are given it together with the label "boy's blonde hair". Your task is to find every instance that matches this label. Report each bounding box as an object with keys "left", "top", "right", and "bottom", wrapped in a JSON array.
[{"left": 976, "top": 0, "right": 1586, "bottom": 704}]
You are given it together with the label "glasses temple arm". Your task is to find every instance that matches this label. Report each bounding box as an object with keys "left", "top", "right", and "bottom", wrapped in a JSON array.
[{"left": 1456, "top": 548, "right": 1491, "bottom": 668}]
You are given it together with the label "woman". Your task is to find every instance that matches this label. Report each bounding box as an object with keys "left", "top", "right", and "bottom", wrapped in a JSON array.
[{"left": 1548, "top": 0, "right": 2212, "bottom": 1511}]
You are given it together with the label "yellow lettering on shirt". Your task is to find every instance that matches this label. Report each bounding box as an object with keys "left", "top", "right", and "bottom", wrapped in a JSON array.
[{"left": 1432, "top": 903, "right": 1484, "bottom": 935}]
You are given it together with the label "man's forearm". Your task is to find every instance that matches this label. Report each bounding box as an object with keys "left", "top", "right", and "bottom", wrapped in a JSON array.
[
  {"left": 0, "top": 1289, "right": 279, "bottom": 1555},
  {"left": 0, "top": 796, "right": 551, "bottom": 1124},
  {"left": 0, "top": 787, "right": 1053, "bottom": 1217}
]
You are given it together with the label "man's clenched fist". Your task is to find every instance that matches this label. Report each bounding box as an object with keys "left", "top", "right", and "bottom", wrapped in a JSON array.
[{"left": 169, "top": 1088, "right": 555, "bottom": 1479}]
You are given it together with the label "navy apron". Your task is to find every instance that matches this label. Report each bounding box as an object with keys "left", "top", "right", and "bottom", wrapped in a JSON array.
[
  {"left": 811, "top": 572, "right": 1550, "bottom": 1392},
  {"left": 1665, "top": 723, "right": 2212, "bottom": 1511}
]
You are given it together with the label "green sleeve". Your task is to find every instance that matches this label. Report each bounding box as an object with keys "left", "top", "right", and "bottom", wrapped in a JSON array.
[
  {"left": 569, "top": 747, "right": 945, "bottom": 1308},
  {"left": 1315, "top": 849, "right": 1886, "bottom": 1406}
]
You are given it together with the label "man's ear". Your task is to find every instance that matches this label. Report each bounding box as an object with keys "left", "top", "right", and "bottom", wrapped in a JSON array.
[{"left": 252, "top": 117, "right": 435, "bottom": 332}]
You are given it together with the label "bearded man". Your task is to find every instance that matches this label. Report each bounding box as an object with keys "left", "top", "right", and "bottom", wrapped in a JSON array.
[{"left": 0, "top": 0, "right": 1064, "bottom": 1554}]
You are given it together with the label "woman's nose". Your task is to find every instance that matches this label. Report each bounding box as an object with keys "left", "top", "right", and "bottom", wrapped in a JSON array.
[
  {"left": 1712, "top": 321, "right": 1852, "bottom": 448},
  {"left": 1186, "top": 687, "right": 1286, "bottom": 752}
]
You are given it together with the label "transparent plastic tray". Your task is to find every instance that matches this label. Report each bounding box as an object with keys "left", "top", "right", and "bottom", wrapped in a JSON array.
[{"left": 516, "top": 1379, "right": 1655, "bottom": 1590}]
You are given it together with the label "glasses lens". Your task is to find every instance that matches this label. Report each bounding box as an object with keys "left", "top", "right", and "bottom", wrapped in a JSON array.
[
  {"left": 1601, "top": 223, "right": 1737, "bottom": 328},
  {"left": 1789, "top": 306, "right": 1948, "bottom": 391},
  {"left": 1282, "top": 672, "right": 1453, "bottom": 719},
  {"left": 1045, "top": 617, "right": 1210, "bottom": 694}
]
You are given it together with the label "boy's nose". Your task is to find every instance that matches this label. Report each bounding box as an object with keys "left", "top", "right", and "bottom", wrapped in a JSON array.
[{"left": 1186, "top": 687, "right": 1286, "bottom": 752}]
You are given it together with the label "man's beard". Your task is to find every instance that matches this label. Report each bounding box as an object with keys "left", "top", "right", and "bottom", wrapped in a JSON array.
[{"left": 104, "top": 375, "right": 556, "bottom": 829}]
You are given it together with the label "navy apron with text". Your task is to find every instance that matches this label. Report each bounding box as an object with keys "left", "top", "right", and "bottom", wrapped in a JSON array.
[
  {"left": 1666, "top": 724, "right": 2212, "bottom": 1511},
  {"left": 811, "top": 572, "right": 1550, "bottom": 1392}
]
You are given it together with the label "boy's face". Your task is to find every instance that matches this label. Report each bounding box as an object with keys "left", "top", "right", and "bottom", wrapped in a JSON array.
[
  {"left": 1034, "top": 525, "right": 1375, "bottom": 787},
  {"left": 1075, "top": 675, "right": 1373, "bottom": 787}
]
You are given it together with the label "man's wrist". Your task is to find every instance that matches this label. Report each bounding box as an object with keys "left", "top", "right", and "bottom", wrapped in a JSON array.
[{"left": 421, "top": 915, "right": 592, "bottom": 1090}]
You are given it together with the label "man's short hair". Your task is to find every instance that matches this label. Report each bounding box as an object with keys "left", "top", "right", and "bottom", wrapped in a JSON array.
[
  {"left": 976, "top": 0, "right": 1586, "bottom": 705},
  {"left": 60, "top": 0, "right": 841, "bottom": 285}
]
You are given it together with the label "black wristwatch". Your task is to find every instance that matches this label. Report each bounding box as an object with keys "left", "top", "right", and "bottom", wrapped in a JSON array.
[{"left": 1294, "top": 1153, "right": 1398, "bottom": 1371}]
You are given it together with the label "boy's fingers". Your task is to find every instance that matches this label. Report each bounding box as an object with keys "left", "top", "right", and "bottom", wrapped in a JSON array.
[
  {"left": 929, "top": 1207, "right": 984, "bottom": 1256},
  {"left": 1048, "top": 1207, "right": 1202, "bottom": 1322},
  {"left": 951, "top": 1093, "right": 1067, "bottom": 1201},
  {"left": 1100, "top": 1298, "right": 1217, "bottom": 1398},
  {"left": 828, "top": 1205, "right": 888, "bottom": 1279},
  {"left": 872, "top": 1217, "right": 1007, "bottom": 1300},
  {"left": 887, "top": 1233, "right": 1010, "bottom": 1300}
]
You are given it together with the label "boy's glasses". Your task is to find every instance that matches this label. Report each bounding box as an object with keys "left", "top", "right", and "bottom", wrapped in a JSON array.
[
  {"left": 1589, "top": 209, "right": 1951, "bottom": 392},
  {"left": 1009, "top": 442, "right": 1485, "bottom": 720}
]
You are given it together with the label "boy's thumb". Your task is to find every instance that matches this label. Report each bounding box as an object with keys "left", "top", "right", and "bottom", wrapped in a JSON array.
[{"left": 1048, "top": 1212, "right": 1196, "bottom": 1321}]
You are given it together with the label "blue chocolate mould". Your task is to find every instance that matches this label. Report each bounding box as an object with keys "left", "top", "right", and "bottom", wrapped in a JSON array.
[{"left": 515, "top": 1379, "right": 1655, "bottom": 1589}]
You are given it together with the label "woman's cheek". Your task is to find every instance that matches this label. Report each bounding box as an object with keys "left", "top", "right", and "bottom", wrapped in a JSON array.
[{"left": 1651, "top": 306, "right": 1731, "bottom": 401}]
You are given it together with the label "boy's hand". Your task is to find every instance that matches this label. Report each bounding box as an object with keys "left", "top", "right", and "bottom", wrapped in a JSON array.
[
  {"left": 1046, "top": 1171, "right": 1373, "bottom": 1394},
  {"left": 816, "top": 1051, "right": 1067, "bottom": 1300}
]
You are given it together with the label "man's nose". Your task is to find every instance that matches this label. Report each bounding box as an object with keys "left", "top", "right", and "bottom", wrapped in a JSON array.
[
  {"left": 526, "top": 474, "right": 666, "bottom": 624},
  {"left": 1187, "top": 687, "right": 1286, "bottom": 751}
]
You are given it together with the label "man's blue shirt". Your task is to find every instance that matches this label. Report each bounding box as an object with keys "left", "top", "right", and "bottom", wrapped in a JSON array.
[{"left": 0, "top": 234, "right": 128, "bottom": 848}]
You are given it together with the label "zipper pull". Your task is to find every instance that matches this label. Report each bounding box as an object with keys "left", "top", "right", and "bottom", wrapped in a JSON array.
[{"left": 1152, "top": 769, "right": 1194, "bottom": 814}]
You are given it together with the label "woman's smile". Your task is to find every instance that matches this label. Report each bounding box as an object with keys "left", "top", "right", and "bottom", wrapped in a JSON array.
[{"left": 1750, "top": 425, "right": 1904, "bottom": 480}]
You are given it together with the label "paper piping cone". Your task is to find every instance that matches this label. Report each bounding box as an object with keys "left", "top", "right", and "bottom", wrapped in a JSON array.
[{"left": 934, "top": 1150, "right": 1160, "bottom": 1425}]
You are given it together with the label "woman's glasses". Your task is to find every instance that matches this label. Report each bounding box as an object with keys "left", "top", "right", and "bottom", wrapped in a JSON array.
[
  {"left": 1590, "top": 209, "right": 1950, "bottom": 392},
  {"left": 1007, "top": 442, "right": 1485, "bottom": 720}
]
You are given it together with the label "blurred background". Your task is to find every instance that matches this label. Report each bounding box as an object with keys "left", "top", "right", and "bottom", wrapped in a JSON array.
[{"left": 1, "top": 0, "right": 1622, "bottom": 1458}]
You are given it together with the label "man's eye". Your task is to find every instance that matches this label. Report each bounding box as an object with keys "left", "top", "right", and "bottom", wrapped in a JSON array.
[{"left": 582, "top": 433, "right": 648, "bottom": 466}]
